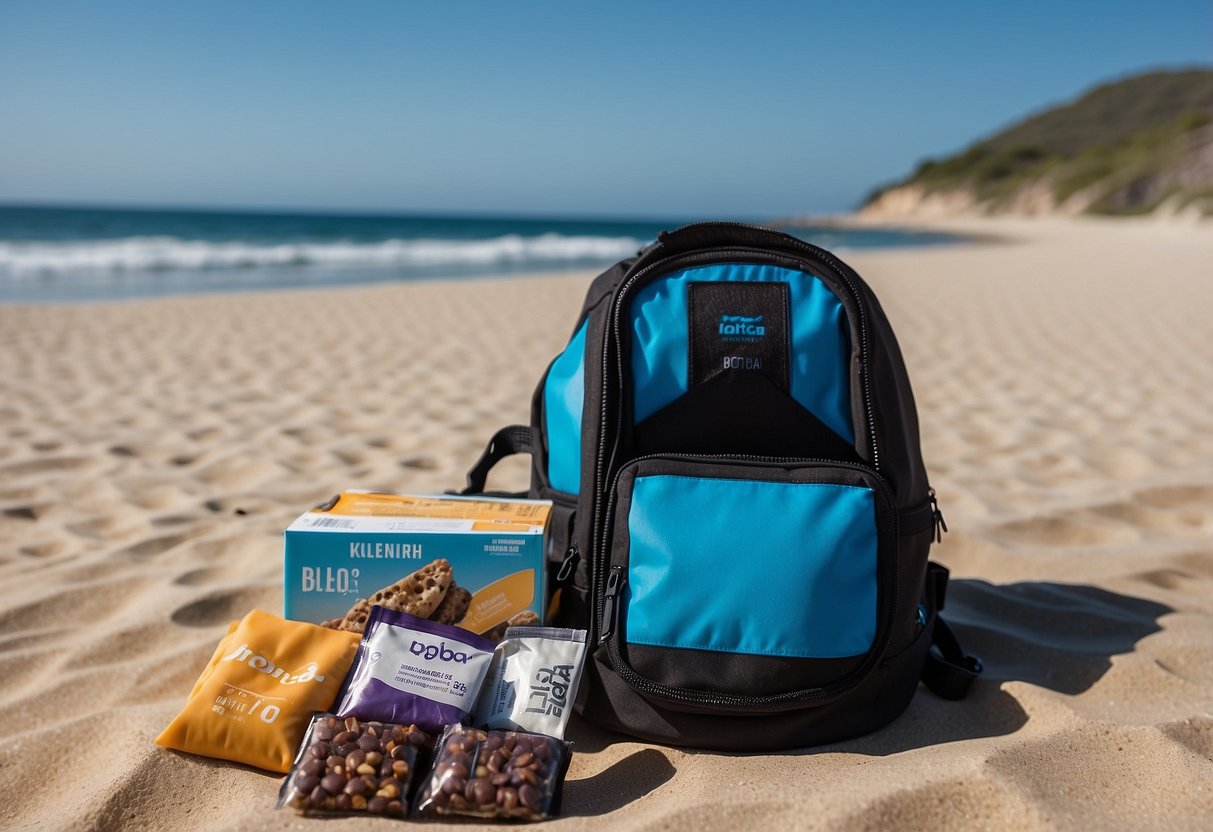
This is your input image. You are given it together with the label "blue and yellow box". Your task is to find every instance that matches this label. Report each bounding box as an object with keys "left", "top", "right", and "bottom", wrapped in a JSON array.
[{"left": 284, "top": 490, "right": 551, "bottom": 633}]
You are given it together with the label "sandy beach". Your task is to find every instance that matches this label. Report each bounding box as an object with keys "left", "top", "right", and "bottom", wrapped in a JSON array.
[{"left": 1, "top": 217, "right": 1211, "bottom": 830}]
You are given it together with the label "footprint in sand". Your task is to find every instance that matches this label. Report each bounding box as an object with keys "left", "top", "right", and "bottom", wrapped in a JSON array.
[
  {"left": 194, "top": 455, "right": 284, "bottom": 489},
  {"left": 0, "top": 456, "right": 92, "bottom": 479},
  {"left": 834, "top": 776, "right": 1025, "bottom": 832},
  {"left": 1160, "top": 715, "right": 1213, "bottom": 759},
  {"left": 983, "top": 726, "right": 1210, "bottom": 826},
  {"left": 200, "top": 497, "right": 274, "bottom": 517},
  {"left": 989, "top": 512, "right": 1140, "bottom": 547},
  {"left": 280, "top": 424, "right": 329, "bottom": 444},
  {"left": 1086, "top": 485, "right": 1213, "bottom": 540},
  {"left": 332, "top": 447, "right": 366, "bottom": 466},
  {"left": 400, "top": 456, "right": 439, "bottom": 470},
  {"left": 71, "top": 621, "right": 187, "bottom": 670},
  {"left": 3, "top": 504, "right": 50, "bottom": 521},
  {"left": 173, "top": 567, "right": 225, "bottom": 586},
  {"left": 171, "top": 587, "right": 273, "bottom": 627},
  {"left": 115, "top": 533, "right": 194, "bottom": 561},
  {"left": 66, "top": 513, "right": 147, "bottom": 541},
  {"left": 19, "top": 541, "right": 68, "bottom": 558},
  {"left": 127, "top": 484, "right": 193, "bottom": 511},
  {"left": 186, "top": 426, "right": 223, "bottom": 441},
  {"left": 0, "top": 486, "right": 41, "bottom": 501},
  {"left": 1135, "top": 484, "right": 1213, "bottom": 509},
  {"left": 1149, "top": 644, "right": 1213, "bottom": 687},
  {"left": 0, "top": 577, "right": 157, "bottom": 634},
  {"left": 1134, "top": 568, "right": 1194, "bottom": 591},
  {"left": 151, "top": 514, "right": 203, "bottom": 527}
]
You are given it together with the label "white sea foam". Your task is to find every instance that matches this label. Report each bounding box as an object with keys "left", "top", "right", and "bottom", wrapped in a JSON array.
[{"left": 0, "top": 234, "right": 645, "bottom": 279}]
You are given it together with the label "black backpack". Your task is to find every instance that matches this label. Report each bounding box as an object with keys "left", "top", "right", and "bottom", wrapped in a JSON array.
[{"left": 463, "top": 222, "right": 981, "bottom": 750}]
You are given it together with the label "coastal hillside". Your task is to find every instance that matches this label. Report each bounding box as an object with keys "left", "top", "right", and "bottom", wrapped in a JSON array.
[{"left": 863, "top": 68, "right": 1213, "bottom": 218}]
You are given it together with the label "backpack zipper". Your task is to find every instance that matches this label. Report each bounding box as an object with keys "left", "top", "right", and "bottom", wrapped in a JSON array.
[
  {"left": 589, "top": 243, "right": 882, "bottom": 646},
  {"left": 596, "top": 452, "right": 898, "bottom": 711},
  {"left": 929, "top": 487, "right": 948, "bottom": 543},
  {"left": 554, "top": 542, "right": 579, "bottom": 583},
  {"left": 598, "top": 565, "right": 624, "bottom": 642}
]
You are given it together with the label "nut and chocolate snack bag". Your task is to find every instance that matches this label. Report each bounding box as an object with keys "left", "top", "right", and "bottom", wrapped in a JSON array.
[
  {"left": 333, "top": 606, "right": 496, "bottom": 732},
  {"left": 277, "top": 713, "right": 428, "bottom": 817},
  {"left": 414, "top": 725, "right": 573, "bottom": 822},
  {"left": 473, "top": 627, "right": 587, "bottom": 739},
  {"left": 155, "top": 610, "right": 360, "bottom": 773}
]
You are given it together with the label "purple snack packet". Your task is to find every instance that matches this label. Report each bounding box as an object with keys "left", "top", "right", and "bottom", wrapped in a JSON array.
[{"left": 333, "top": 606, "right": 497, "bottom": 732}]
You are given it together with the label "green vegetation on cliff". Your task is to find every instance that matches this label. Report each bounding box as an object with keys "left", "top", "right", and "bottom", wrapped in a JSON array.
[{"left": 866, "top": 69, "right": 1213, "bottom": 215}]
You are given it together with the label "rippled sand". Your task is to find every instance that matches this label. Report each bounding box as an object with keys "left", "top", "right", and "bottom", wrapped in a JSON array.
[{"left": 1, "top": 218, "right": 1211, "bottom": 830}]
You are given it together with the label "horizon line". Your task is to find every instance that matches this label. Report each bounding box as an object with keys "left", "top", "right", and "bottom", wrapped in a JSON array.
[{"left": 0, "top": 198, "right": 734, "bottom": 226}]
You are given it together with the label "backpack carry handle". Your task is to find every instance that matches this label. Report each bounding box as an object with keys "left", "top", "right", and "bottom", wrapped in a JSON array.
[
  {"left": 459, "top": 425, "right": 535, "bottom": 496},
  {"left": 633, "top": 221, "right": 802, "bottom": 273}
]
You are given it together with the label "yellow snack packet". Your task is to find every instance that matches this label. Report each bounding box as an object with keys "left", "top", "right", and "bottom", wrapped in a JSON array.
[{"left": 156, "top": 609, "right": 360, "bottom": 773}]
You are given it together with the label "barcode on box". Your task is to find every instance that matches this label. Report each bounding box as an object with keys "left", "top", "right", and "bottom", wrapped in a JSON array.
[{"left": 310, "top": 517, "right": 355, "bottom": 529}]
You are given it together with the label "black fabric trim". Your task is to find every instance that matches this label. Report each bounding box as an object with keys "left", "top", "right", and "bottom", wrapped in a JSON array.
[
  {"left": 631, "top": 371, "right": 862, "bottom": 462},
  {"left": 929, "top": 561, "right": 950, "bottom": 611}
]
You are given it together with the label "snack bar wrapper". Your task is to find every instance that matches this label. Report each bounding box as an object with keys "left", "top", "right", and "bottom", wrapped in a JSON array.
[
  {"left": 277, "top": 713, "right": 428, "bottom": 817},
  {"left": 333, "top": 606, "right": 496, "bottom": 732},
  {"left": 473, "top": 627, "right": 587, "bottom": 739},
  {"left": 414, "top": 724, "right": 573, "bottom": 822},
  {"left": 155, "top": 610, "right": 360, "bottom": 773}
]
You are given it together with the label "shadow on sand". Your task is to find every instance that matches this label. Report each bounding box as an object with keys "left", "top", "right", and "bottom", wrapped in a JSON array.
[
  {"left": 560, "top": 747, "right": 678, "bottom": 816},
  {"left": 565, "top": 580, "right": 1172, "bottom": 763},
  {"left": 815, "top": 579, "right": 1173, "bottom": 756}
]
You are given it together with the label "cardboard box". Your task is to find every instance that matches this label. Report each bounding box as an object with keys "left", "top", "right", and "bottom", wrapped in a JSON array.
[{"left": 284, "top": 491, "right": 551, "bottom": 633}]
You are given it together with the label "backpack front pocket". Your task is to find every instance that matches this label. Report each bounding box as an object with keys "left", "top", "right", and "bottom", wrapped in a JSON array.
[{"left": 597, "top": 455, "right": 896, "bottom": 713}]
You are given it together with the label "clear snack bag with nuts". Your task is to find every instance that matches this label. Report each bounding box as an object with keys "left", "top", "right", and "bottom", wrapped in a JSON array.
[
  {"left": 414, "top": 724, "right": 573, "bottom": 822},
  {"left": 276, "top": 713, "right": 429, "bottom": 818}
]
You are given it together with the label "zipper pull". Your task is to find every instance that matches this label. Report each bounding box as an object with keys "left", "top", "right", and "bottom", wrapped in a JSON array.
[
  {"left": 555, "top": 511, "right": 579, "bottom": 583},
  {"left": 929, "top": 488, "right": 948, "bottom": 544},
  {"left": 598, "top": 566, "right": 625, "bottom": 645},
  {"left": 555, "top": 543, "right": 579, "bottom": 583}
]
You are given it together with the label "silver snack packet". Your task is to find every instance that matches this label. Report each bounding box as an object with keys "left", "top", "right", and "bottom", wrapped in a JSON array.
[{"left": 473, "top": 627, "right": 587, "bottom": 739}]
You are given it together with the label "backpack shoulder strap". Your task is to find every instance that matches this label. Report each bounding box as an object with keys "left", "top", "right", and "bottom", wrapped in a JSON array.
[
  {"left": 921, "top": 562, "right": 983, "bottom": 700},
  {"left": 460, "top": 425, "right": 535, "bottom": 496}
]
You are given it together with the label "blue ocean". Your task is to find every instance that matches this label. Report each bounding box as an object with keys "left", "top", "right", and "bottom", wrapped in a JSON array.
[{"left": 0, "top": 205, "right": 960, "bottom": 303}]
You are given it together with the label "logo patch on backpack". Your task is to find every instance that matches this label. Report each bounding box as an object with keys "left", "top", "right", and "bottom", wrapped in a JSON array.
[
  {"left": 718, "top": 314, "right": 766, "bottom": 342},
  {"left": 689, "top": 282, "right": 789, "bottom": 392}
]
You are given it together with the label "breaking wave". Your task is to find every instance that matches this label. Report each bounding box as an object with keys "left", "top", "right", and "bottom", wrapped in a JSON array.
[{"left": 0, "top": 233, "right": 645, "bottom": 279}]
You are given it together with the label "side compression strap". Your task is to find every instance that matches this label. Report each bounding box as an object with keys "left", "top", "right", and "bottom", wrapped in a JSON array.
[
  {"left": 922, "top": 617, "right": 983, "bottom": 700},
  {"left": 921, "top": 561, "right": 983, "bottom": 700},
  {"left": 461, "top": 425, "right": 535, "bottom": 496}
]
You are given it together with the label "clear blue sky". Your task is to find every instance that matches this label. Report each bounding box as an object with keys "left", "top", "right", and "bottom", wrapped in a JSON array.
[{"left": 0, "top": 1, "right": 1209, "bottom": 218}]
